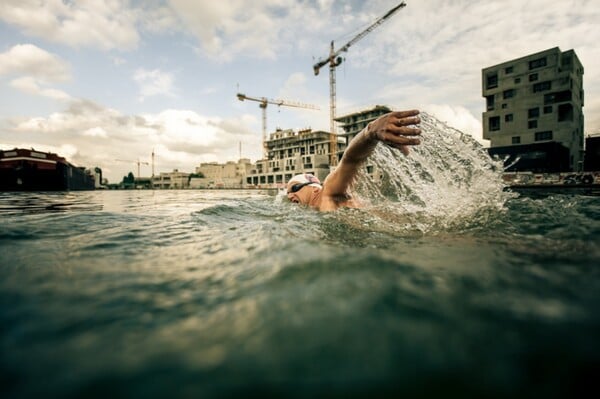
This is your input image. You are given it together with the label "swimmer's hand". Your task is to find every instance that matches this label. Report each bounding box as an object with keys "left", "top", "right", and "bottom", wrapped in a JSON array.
[{"left": 368, "top": 110, "right": 421, "bottom": 155}]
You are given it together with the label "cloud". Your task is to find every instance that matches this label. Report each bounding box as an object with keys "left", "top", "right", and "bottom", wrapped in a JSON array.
[
  {"left": 0, "top": 44, "right": 72, "bottom": 101},
  {"left": 111, "top": 56, "right": 126, "bottom": 66},
  {"left": 167, "top": 0, "right": 345, "bottom": 61},
  {"left": 10, "top": 76, "right": 71, "bottom": 101},
  {"left": 0, "top": 0, "right": 140, "bottom": 50},
  {"left": 133, "top": 68, "right": 176, "bottom": 101},
  {"left": 3, "top": 99, "right": 262, "bottom": 182},
  {"left": 0, "top": 44, "right": 70, "bottom": 82},
  {"left": 82, "top": 127, "right": 109, "bottom": 138}
]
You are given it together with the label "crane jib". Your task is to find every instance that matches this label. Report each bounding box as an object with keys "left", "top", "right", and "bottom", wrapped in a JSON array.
[{"left": 312, "top": 2, "right": 407, "bottom": 75}]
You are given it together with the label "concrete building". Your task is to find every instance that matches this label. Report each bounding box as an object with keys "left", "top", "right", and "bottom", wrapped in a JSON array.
[
  {"left": 335, "top": 105, "right": 392, "bottom": 177},
  {"left": 246, "top": 127, "right": 332, "bottom": 187},
  {"left": 482, "top": 47, "right": 584, "bottom": 172},
  {"left": 243, "top": 105, "right": 393, "bottom": 188},
  {"left": 152, "top": 169, "right": 190, "bottom": 189},
  {"left": 190, "top": 159, "right": 252, "bottom": 188}
]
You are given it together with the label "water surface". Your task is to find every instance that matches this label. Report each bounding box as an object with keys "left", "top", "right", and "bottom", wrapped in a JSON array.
[{"left": 1, "top": 115, "right": 599, "bottom": 398}]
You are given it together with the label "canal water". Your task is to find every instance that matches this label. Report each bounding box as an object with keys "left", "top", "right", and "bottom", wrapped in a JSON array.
[{"left": 1, "top": 115, "right": 599, "bottom": 398}]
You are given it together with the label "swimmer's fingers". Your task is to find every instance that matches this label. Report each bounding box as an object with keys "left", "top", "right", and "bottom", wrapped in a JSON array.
[
  {"left": 392, "top": 114, "right": 421, "bottom": 128},
  {"left": 387, "top": 125, "right": 422, "bottom": 136},
  {"left": 398, "top": 145, "right": 410, "bottom": 156},
  {"left": 375, "top": 114, "right": 420, "bottom": 138},
  {"left": 368, "top": 110, "right": 422, "bottom": 156},
  {"left": 379, "top": 126, "right": 421, "bottom": 145},
  {"left": 389, "top": 109, "right": 420, "bottom": 119},
  {"left": 379, "top": 129, "right": 421, "bottom": 156}
]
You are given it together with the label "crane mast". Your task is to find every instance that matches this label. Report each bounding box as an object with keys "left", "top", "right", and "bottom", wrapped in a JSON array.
[
  {"left": 115, "top": 158, "right": 149, "bottom": 178},
  {"left": 237, "top": 93, "right": 319, "bottom": 159},
  {"left": 313, "top": 2, "right": 406, "bottom": 165}
]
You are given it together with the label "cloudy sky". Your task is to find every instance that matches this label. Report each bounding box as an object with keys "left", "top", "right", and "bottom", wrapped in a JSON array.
[{"left": 1, "top": 0, "right": 598, "bottom": 183}]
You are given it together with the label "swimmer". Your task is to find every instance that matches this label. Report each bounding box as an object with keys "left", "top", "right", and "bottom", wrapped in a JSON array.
[{"left": 286, "top": 109, "right": 421, "bottom": 211}]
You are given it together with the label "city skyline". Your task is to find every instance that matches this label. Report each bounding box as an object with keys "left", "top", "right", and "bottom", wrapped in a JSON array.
[{"left": 1, "top": 0, "right": 599, "bottom": 182}]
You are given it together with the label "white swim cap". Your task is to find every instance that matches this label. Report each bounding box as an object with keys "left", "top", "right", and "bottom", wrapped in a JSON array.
[
  {"left": 286, "top": 173, "right": 322, "bottom": 193},
  {"left": 288, "top": 173, "right": 321, "bottom": 185}
]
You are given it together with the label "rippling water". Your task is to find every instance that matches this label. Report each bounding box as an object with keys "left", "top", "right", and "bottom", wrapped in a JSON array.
[{"left": 2, "top": 117, "right": 599, "bottom": 398}]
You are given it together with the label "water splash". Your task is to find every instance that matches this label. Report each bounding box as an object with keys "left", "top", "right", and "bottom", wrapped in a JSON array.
[
  {"left": 274, "top": 188, "right": 288, "bottom": 205},
  {"left": 352, "top": 112, "right": 515, "bottom": 234}
]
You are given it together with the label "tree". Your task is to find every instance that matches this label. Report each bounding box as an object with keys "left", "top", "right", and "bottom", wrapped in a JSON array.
[{"left": 122, "top": 172, "right": 134, "bottom": 184}]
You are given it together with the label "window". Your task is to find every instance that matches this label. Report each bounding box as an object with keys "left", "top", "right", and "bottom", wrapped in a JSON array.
[
  {"left": 544, "top": 106, "right": 552, "bottom": 114},
  {"left": 528, "top": 107, "right": 539, "bottom": 118},
  {"left": 503, "top": 89, "right": 515, "bottom": 99},
  {"left": 486, "top": 95, "right": 495, "bottom": 110},
  {"left": 533, "top": 81, "right": 552, "bottom": 93},
  {"left": 512, "top": 136, "right": 521, "bottom": 144},
  {"left": 505, "top": 114, "right": 513, "bottom": 122},
  {"left": 544, "top": 90, "right": 572, "bottom": 104},
  {"left": 514, "top": 77, "right": 521, "bottom": 84},
  {"left": 558, "top": 103, "right": 573, "bottom": 122},
  {"left": 529, "top": 57, "right": 547, "bottom": 70},
  {"left": 486, "top": 73, "right": 498, "bottom": 89},
  {"left": 489, "top": 116, "right": 500, "bottom": 131},
  {"left": 528, "top": 120, "right": 538, "bottom": 129},
  {"left": 529, "top": 73, "right": 538, "bottom": 82},
  {"left": 505, "top": 66, "right": 514, "bottom": 74},
  {"left": 501, "top": 103, "right": 507, "bottom": 109},
  {"left": 535, "top": 131, "right": 553, "bottom": 141}
]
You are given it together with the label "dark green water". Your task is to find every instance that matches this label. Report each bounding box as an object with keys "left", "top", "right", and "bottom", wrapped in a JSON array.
[
  {"left": 1, "top": 189, "right": 598, "bottom": 399},
  {"left": 1, "top": 115, "right": 599, "bottom": 398}
]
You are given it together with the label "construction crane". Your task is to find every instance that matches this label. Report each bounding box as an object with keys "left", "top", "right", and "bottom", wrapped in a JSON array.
[
  {"left": 313, "top": 1, "right": 406, "bottom": 165},
  {"left": 115, "top": 158, "right": 150, "bottom": 178},
  {"left": 237, "top": 93, "right": 319, "bottom": 158}
]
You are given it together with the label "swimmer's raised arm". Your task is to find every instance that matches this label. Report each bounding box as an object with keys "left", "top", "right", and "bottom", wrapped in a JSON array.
[{"left": 322, "top": 110, "right": 421, "bottom": 197}]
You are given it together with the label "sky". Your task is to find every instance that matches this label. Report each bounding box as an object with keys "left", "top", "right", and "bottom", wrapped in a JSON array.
[{"left": 1, "top": 0, "right": 599, "bottom": 183}]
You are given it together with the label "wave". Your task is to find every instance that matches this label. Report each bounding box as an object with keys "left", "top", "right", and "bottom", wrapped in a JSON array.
[{"left": 348, "top": 112, "right": 515, "bottom": 235}]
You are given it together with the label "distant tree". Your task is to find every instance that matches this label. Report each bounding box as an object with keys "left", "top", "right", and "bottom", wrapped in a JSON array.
[{"left": 122, "top": 172, "right": 135, "bottom": 184}]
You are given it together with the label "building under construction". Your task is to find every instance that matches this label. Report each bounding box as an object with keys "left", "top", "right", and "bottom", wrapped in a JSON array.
[
  {"left": 245, "top": 105, "right": 391, "bottom": 187},
  {"left": 246, "top": 127, "right": 334, "bottom": 187}
]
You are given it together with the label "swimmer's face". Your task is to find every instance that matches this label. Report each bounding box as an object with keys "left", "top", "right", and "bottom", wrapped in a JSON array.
[{"left": 286, "top": 181, "right": 319, "bottom": 205}]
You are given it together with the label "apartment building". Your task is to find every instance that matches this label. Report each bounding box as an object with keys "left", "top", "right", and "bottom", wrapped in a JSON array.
[
  {"left": 244, "top": 105, "right": 394, "bottom": 187},
  {"left": 190, "top": 159, "right": 252, "bottom": 188},
  {"left": 152, "top": 169, "right": 190, "bottom": 189},
  {"left": 335, "top": 105, "right": 392, "bottom": 176},
  {"left": 246, "top": 127, "right": 332, "bottom": 187},
  {"left": 482, "top": 47, "right": 584, "bottom": 172}
]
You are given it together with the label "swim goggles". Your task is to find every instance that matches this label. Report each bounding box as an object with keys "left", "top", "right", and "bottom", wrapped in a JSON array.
[{"left": 288, "top": 181, "right": 319, "bottom": 193}]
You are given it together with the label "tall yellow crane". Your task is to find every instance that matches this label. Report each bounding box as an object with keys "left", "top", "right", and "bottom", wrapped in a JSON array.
[
  {"left": 237, "top": 93, "right": 319, "bottom": 158},
  {"left": 313, "top": 1, "right": 406, "bottom": 165},
  {"left": 115, "top": 158, "right": 149, "bottom": 178}
]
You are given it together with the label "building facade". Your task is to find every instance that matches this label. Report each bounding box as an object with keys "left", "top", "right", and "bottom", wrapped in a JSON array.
[
  {"left": 244, "top": 105, "right": 393, "bottom": 187},
  {"left": 335, "top": 105, "right": 392, "bottom": 177},
  {"left": 190, "top": 159, "right": 252, "bottom": 188},
  {"left": 246, "top": 128, "right": 332, "bottom": 187},
  {"left": 152, "top": 169, "right": 190, "bottom": 189},
  {"left": 482, "top": 47, "right": 584, "bottom": 172}
]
